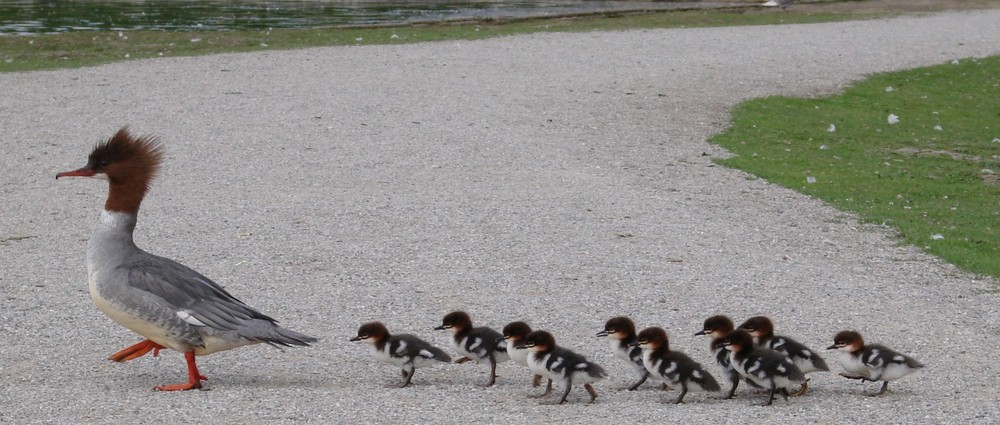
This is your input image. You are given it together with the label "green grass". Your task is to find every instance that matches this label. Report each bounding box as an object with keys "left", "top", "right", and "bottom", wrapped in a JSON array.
[
  {"left": 711, "top": 56, "right": 1000, "bottom": 278},
  {"left": 0, "top": 8, "right": 875, "bottom": 73}
]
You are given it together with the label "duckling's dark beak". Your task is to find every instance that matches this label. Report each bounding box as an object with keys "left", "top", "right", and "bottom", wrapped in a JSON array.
[
  {"left": 349, "top": 336, "right": 363, "bottom": 342},
  {"left": 826, "top": 344, "right": 838, "bottom": 350},
  {"left": 596, "top": 330, "right": 609, "bottom": 337},
  {"left": 694, "top": 330, "right": 707, "bottom": 336},
  {"left": 434, "top": 325, "right": 448, "bottom": 331}
]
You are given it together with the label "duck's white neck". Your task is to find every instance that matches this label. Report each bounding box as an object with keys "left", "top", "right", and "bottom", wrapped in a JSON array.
[
  {"left": 87, "top": 210, "right": 139, "bottom": 267},
  {"left": 98, "top": 209, "right": 137, "bottom": 235}
]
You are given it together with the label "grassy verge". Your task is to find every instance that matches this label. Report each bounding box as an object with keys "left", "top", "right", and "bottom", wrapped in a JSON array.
[
  {"left": 0, "top": 8, "right": 877, "bottom": 73},
  {"left": 711, "top": 56, "right": 1000, "bottom": 279}
]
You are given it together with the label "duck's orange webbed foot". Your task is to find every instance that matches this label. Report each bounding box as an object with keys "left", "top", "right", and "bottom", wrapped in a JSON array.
[
  {"left": 154, "top": 381, "right": 202, "bottom": 391},
  {"left": 152, "top": 351, "right": 207, "bottom": 392},
  {"left": 108, "top": 339, "right": 167, "bottom": 362}
]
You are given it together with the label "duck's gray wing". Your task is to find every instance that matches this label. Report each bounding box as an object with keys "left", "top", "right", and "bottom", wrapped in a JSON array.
[{"left": 119, "top": 252, "right": 316, "bottom": 346}]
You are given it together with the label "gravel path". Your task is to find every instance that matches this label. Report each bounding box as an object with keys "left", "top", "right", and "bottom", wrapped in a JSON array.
[{"left": 2, "top": 10, "right": 999, "bottom": 424}]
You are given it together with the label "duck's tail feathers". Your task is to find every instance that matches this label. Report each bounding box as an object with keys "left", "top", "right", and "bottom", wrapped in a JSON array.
[{"left": 258, "top": 325, "right": 318, "bottom": 348}]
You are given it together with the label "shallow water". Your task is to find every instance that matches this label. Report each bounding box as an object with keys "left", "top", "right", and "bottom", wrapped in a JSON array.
[{"left": 0, "top": 1, "right": 742, "bottom": 34}]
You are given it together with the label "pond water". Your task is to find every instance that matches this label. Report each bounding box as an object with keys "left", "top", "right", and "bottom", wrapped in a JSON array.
[{"left": 0, "top": 1, "right": 743, "bottom": 34}]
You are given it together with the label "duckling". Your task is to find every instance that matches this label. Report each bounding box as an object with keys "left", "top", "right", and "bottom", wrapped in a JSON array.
[
  {"left": 502, "top": 321, "right": 548, "bottom": 389},
  {"left": 634, "top": 327, "right": 720, "bottom": 403},
  {"left": 739, "top": 316, "right": 829, "bottom": 395},
  {"left": 351, "top": 322, "right": 451, "bottom": 387},
  {"left": 435, "top": 311, "right": 509, "bottom": 386},
  {"left": 827, "top": 330, "right": 924, "bottom": 396},
  {"left": 523, "top": 330, "right": 607, "bottom": 404},
  {"left": 596, "top": 316, "right": 652, "bottom": 390},
  {"left": 695, "top": 315, "right": 761, "bottom": 399},
  {"left": 723, "top": 329, "right": 806, "bottom": 406}
]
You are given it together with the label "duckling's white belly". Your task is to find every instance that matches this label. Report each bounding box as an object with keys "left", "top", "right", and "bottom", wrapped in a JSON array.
[
  {"left": 508, "top": 345, "right": 529, "bottom": 366},
  {"left": 836, "top": 351, "right": 873, "bottom": 379}
]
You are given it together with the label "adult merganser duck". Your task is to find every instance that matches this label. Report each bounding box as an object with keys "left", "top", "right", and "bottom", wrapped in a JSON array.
[
  {"left": 56, "top": 127, "right": 317, "bottom": 391},
  {"left": 827, "top": 330, "right": 924, "bottom": 396}
]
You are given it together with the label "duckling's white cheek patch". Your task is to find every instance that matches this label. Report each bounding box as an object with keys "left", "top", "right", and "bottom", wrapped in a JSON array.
[{"left": 176, "top": 310, "right": 207, "bottom": 327}]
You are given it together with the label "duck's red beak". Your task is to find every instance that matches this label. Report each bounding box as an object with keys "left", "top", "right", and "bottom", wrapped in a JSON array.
[{"left": 56, "top": 167, "right": 96, "bottom": 179}]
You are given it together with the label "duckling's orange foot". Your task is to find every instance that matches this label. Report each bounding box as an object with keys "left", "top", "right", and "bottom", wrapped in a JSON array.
[
  {"left": 108, "top": 339, "right": 167, "bottom": 362},
  {"left": 790, "top": 379, "right": 810, "bottom": 397}
]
